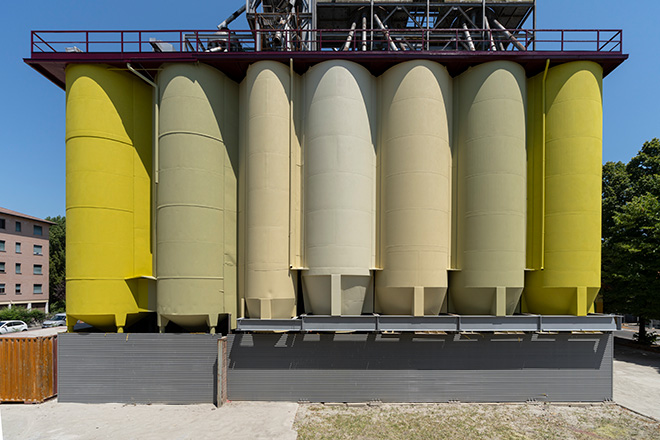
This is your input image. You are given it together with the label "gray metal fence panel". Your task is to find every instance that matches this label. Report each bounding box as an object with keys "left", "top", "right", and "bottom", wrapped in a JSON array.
[
  {"left": 58, "top": 333, "right": 220, "bottom": 404},
  {"left": 227, "top": 333, "right": 613, "bottom": 402}
]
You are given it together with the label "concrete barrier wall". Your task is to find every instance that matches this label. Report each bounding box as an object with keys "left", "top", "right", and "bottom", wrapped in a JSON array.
[
  {"left": 227, "top": 332, "right": 612, "bottom": 402},
  {"left": 58, "top": 333, "right": 222, "bottom": 404}
]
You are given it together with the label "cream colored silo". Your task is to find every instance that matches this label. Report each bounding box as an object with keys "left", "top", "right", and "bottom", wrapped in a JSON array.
[
  {"left": 450, "top": 61, "right": 527, "bottom": 316},
  {"left": 302, "top": 60, "right": 377, "bottom": 316}
]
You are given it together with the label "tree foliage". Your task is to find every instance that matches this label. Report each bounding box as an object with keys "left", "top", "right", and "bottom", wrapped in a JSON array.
[
  {"left": 45, "top": 215, "right": 66, "bottom": 307},
  {"left": 602, "top": 139, "right": 660, "bottom": 343}
]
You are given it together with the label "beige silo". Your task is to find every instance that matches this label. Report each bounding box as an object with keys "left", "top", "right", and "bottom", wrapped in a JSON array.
[
  {"left": 240, "top": 61, "right": 298, "bottom": 319},
  {"left": 376, "top": 60, "right": 452, "bottom": 316}
]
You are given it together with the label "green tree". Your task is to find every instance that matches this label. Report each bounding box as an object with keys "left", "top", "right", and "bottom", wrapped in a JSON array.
[
  {"left": 45, "top": 215, "right": 65, "bottom": 310},
  {"left": 602, "top": 139, "right": 660, "bottom": 343}
]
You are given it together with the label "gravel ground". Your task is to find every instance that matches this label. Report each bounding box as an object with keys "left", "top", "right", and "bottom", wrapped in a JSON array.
[{"left": 294, "top": 403, "right": 660, "bottom": 440}]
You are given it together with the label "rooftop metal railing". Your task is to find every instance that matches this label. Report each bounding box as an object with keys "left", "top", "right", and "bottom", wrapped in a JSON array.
[{"left": 30, "top": 28, "right": 623, "bottom": 55}]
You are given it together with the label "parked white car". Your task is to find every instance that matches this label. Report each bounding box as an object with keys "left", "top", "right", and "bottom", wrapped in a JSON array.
[
  {"left": 0, "top": 320, "right": 29, "bottom": 334},
  {"left": 42, "top": 313, "right": 67, "bottom": 328}
]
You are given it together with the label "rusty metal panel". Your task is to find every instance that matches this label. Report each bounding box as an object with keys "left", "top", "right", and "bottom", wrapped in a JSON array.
[{"left": 0, "top": 336, "right": 57, "bottom": 403}]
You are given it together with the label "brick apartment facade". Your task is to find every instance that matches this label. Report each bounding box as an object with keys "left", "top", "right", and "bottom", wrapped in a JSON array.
[{"left": 0, "top": 207, "right": 54, "bottom": 312}]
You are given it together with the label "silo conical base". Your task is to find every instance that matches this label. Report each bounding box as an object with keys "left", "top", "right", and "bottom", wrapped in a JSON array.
[
  {"left": 303, "top": 274, "right": 370, "bottom": 316},
  {"left": 376, "top": 287, "right": 447, "bottom": 316},
  {"left": 245, "top": 298, "right": 296, "bottom": 320},
  {"left": 449, "top": 281, "right": 522, "bottom": 316}
]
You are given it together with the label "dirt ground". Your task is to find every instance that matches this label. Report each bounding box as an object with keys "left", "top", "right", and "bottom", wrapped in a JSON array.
[{"left": 294, "top": 403, "right": 660, "bottom": 440}]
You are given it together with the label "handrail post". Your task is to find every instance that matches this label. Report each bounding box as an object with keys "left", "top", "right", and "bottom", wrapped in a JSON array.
[
  {"left": 180, "top": 31, "right": 183, "bottom": 52},
  {"left": 139, "top": 31, "right": 142, "bottom": 53},
  {"left": 121, "top": 32, "right": 124, "bottom": 54},
  {"left": 31, "top": 31, "right": 34, "bottom": 54},
  {"left": 596, "top": 30, "right": 600, "bottom": 51},
  {"left": 86, "top": 31, "right": 89, "bottom": 52},
  {"left": 561, "top": 29, "right": 564, "bottom": 51}
]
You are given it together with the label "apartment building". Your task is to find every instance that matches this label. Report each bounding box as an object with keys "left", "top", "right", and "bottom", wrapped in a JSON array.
[{"left": 0, "top": 207, "right": 54, "bottom": 312}]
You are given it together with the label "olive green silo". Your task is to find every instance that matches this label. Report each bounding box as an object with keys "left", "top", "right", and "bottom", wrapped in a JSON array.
[
  {"left": 449, "top": 61, "right": 527, "bottom": 316},
  {"left": 240, "top": 61, "right": 298, "bottom": 319},
  {"left": 302, "top": 60, "right": 377, "bottom": 316},
  {"left": 376, "top": 60, "right": 452, "bottom": 316},
  {"left": 156, "top": 63, "right": 238, "bottom": 333}
]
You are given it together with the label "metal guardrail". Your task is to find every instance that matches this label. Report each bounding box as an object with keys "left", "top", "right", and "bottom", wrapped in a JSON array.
[
  {"left": 235, "top": 314, "right": 623, "bottom": 333},
  {"left": 30, "top": 29, "right": 623, "bottom": 55}
]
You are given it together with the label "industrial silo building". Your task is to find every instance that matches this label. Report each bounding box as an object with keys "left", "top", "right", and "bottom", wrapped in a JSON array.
[{"left": 27, "top": 0, "right": 627, "bottom": 404}]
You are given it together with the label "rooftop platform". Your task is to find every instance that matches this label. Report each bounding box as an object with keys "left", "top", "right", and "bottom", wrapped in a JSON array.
[{"left": 26, "top": 28, "right": 627, "bottom": 89}]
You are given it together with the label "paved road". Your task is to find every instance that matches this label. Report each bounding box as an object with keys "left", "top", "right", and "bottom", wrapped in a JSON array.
[
  {"left": 613, "top": 341, "right": 660, "bottom": 421},
  {"left": 614, "top": 324, "right": 659, "bottom": 344},
  {"left": 0, "top": 326, "right": 65, "bottom": 338}
]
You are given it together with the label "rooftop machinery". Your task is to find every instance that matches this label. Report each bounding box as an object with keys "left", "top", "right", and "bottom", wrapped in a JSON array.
[{"left": 240, "top": 0, "right": 535, "bottom": 52}]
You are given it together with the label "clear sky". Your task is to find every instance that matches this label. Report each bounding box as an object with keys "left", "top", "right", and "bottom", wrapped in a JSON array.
[{"left": 1, "top": 0, "right": 658, "bottom": 219}]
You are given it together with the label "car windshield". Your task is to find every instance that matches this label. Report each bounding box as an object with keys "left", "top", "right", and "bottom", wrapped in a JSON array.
[
  {"left": 0, "top": 321, "right": 7, "bottom": 326},
  {"left": 55, "top": 314, "right": 66, "bottom": 319}
]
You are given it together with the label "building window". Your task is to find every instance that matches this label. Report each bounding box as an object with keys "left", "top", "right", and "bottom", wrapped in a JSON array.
[
  {"left": 15, "top": 221, "right": 21, "bottom": 232},
  {"left": 16, "top": 263, "right": 21, "bottom": 274},
  {"left": 0, "top": 262, "right": 4, "bottom": 273},
  {"left": 15, "top": 242, "right": 21, "bottom": 253},
  {"left": 34, "top": 284, "right": 43, "bottom": 294},
  {"left": 33, "top": 265, "right": 42, "bottom": 275},
  {"left": 34, "top": 225, "right": 43, "bottom": 236},
  {"left": 0, "top": 284, "right": 5, "bottom": 294},
  {"left": 34, "top": 244, "right": 43, "bottom": 256},
  {"left": 0, "top": 240, "right": 4, "bottom": 252},
  {"left": 0, "top": 218, "right": 5, "bottom": 229},
  {"left": 15, "top": 284, "right": 21, "bottom": 294}
]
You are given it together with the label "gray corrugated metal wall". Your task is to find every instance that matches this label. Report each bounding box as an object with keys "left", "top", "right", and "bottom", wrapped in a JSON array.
[
  {"left": 58, "top": 333, "right": 220, "bottom": 404},
  {"left": 227, "top": 333, "right": 613, "bottom": 402}
]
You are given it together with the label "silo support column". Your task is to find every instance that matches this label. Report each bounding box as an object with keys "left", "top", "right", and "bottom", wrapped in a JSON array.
[
  {"left": 413, "top": 287, "right": 424, "bottom": 317},
  {"left": 116, "top": 314, "right": 127, "bottom": 333},
  {"left": 492, "top": 287, "right": 506, "bottom": 317},
  {"left": 573, "top": 287, "right": 587, "bottom": 317},
  {"left": 331, "top": 274, "right": 342, "bottom": 317}
]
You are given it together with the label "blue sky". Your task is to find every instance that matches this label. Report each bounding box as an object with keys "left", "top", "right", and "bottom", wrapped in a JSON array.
[{"left": 1, "top": 0, "right": 658, "bottom": 219}]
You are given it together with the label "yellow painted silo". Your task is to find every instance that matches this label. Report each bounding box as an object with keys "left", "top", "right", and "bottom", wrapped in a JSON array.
[
  {"left": 302, "top": 60, "right": 377, "bottom": 316},
  {"left": 65, "top": 64, "right": 153, "bottom": 332},
  {"left": 524, "top": 61, "right": 603, "bottom": 316},
  {"left": 156, "top": 63, "right": 238, "bottom": 333},
  {"left": 376, "top": 60, "right": 452, "bottom": 316},
  {"left": 449, "top": 61, "right": 527, "bottom": 316},
  {"left": 240, "top": 61, "right": 298, "bottom": 319}
]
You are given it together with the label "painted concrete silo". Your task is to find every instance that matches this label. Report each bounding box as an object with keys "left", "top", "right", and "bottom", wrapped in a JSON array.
[
  {"left": 156, "top": 63, "right": 238, "bottom": 332},
  {"left": 240, "top": 61, "right": 298, "bottom": 319},
  {"left": 65, "top": 64, "right": 153, "bottom": 332},
  {"left": 450, "top": 61, "right": 527, "bottom": 316},
  {"left": 376, "top": 60, "right": 452, "bottom": 316},
  {"left": 524, "top": 61, "right": 603, "bottom": 315},
  {"left": 303, "top": 60, "right": 377, "bottom": 316}
]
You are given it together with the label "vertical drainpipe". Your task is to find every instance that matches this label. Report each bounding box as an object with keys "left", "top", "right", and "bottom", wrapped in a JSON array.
[
  {"left": 540, "top": 58, "right": 550, "bottom": 270},
  {"left": 126, "top": 63, "right": 159, "bottom": 275},
  {"left": 289, "top": 58, "right": 294, "bottom": 269}
]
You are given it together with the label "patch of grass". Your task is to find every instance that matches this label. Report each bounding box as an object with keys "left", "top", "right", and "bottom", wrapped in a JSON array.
[{"left": 294, "top": 404, "right": 660, "bottom": 440}]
